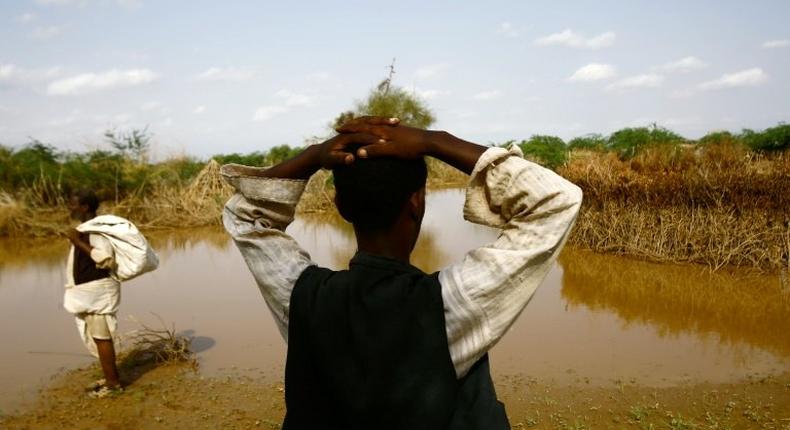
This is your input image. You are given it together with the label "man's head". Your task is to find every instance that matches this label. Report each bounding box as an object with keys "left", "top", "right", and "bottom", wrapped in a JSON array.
[
  {"left": 333, "top": 156, "right": 427, "bottom": 252},
  {"left": 69, "top": 188, "right": 99, "bottom": 221}
]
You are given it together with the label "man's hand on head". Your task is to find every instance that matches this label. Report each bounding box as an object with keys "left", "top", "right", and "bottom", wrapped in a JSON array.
[
  {"left": 316, "top": 132, "right": 386, "bottom": 169},
  {"left": 335, "top": 117, "right": 435, "bottom": 161},
  {"left": 317, "top": 116, "right": 401, "bottom": 168},
  {"left": 337, "top": 116, "right": 486, "bottom": 175}
]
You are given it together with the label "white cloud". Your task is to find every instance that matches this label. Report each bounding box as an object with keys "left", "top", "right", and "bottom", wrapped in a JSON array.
[
  {"left": 194, "top": 67, "right": 257, "bottom": 82},
  {"left": 0, "top": 64, "right": 62, "bottom": 86},
  {"left": 35, "top": 0, "right": 75, "bottom": 4},
  {"left": 47, "top": 68, "right": 157, "bottom": 95},
  {"left": 113, "top": 113, "right": 131, "bottom": 124},
  {"left": 35, "top": 0, "right": 139, "bottom": 6},
  {"left": 31, "top": 25, "right": 63, "bottom": 40},
  {"left": 496, "top": 22, "right": 520, "bottom": 38},
  {"left": 568, "top": 63, "right": 617, "bottom": 82},
  {"left": 139, "top": 101, "right": 162, "bottom": 111},
  {"left": 669, "top": 88, "right": 696, "bottom": 99},
  {"left": 275, "top": 89, "right": 314, "bottom": 107},
  {"left": 413, "top": 63, "right": 449, "bottom": 80},
  {"left": 761, "top": 39, "right": 790, "bottom": 49},
  {"left": 16, "top": 13, "right": 36, "bottom": 24},
  {"left": 472, "top": 90, "right": 501, "bottom": 100},
  {"left": 193, "top": 105, "right": 206, "bottom": 114},
  {"left": 48, "top": 110, "right": 80, "bottom": 127},
  {"left": 0, "top": 65, "right": 18, "bottom": 82},
  {"left": 307, "top": 71, "right": 331, "bottom": 82},
  {"left": 535, "top": 29, "right": 615, "bottom": 49},
  {"left": 698, "top": 68, "right": 768, "bottom": 90},
  {"left": 253, "top": 105, "right": 288, "bottom": 122},
  {"left": 607, "top": 73, "right": 664, "bottom": 90},
  {"left": 661, "top": 56, "right": 707, "bottom": 73},
  {"left": 414, "top": 88, "right": 450, "bottom": 100}
]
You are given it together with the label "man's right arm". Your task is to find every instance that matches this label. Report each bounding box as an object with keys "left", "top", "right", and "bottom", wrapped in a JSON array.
[{"left": 336, "top": 121, "right": 583, "bottom": 378}]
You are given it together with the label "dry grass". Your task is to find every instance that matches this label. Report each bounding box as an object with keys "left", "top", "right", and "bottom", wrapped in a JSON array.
[
  {"left": 0, "top": 160, "right": 233, "bottom": 236},
  {"left": 111, "top": 159, "right": 233, "bottom": 229},
  {"left": 560, "top": 144, "right": 790, "bottom": 272},
  {"left": 120, "top": 315, "right": 194, "bottom": 370},
  {"left": 2, "top": 144, "right": 787, "bottom": 272}
]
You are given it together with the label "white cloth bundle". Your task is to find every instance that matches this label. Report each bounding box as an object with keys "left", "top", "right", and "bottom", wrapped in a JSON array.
[{"left": 75, "top": 215, "right": 159, "bottom": 281}]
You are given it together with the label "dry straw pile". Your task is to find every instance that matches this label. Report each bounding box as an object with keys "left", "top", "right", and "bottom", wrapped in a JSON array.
[{"left": 559, "top": 144, "right": 790, "bottom": 272}]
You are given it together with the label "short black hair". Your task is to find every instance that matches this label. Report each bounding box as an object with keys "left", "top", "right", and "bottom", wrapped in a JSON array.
[
  {"left": 73, "top": 188, "right": 100, "bottom": 212},
  {"left": 333, "top": 157, "right": 427, "bottom": 232}
]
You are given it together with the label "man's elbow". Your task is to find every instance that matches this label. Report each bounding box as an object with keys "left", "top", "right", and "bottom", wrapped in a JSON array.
[
  {"left": 567, "top": 183, "right": 583, "bottom": 207},
  {"left": 555, "top": 182, "right": 583, "bottom": 212}
]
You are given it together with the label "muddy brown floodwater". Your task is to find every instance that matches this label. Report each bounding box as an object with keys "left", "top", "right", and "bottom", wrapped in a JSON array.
[{"left": 0, "top": 189, "right": 788, "bottom": 415}]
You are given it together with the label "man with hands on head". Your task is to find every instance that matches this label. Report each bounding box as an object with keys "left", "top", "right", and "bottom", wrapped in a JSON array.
[{"left": 221, "top": 117, "right": 582, "bottom": 429}]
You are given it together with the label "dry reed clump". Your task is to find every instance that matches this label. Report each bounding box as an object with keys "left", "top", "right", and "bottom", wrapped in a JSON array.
[
  {"left": 296, "top": 169, "right": 335, "bottom": 214},
  {"left": 109, "top": 159, "right": 233, "bottom": 229},
  {"left": 0, "top": 177, "right": 71, "bottom": 237},
  {"left": 560, "top": 144, "right": 790, "bottom": 272},
  {"left": 559, "top": 248, "right": 790, "bottom": 357},
  {"left": 120, "top": 315, "right": 194, "bottom": 369}
]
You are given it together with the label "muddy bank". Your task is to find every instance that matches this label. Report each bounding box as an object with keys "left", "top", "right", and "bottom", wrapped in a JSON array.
[{"left": 1, "top": 361, "right": 788, "bottom": 430}]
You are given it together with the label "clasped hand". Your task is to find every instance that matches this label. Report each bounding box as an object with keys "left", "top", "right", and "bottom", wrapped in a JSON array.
[{"left": 316, "top": 116, "right": 434, "bottom": 169}]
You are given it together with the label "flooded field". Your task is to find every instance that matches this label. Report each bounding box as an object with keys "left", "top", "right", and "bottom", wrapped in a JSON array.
[{"left": 1, "top": 190, "right": 788, "bottom": 413}]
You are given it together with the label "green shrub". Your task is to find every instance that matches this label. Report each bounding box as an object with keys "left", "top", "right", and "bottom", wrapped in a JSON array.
[
  {"left": 697, "top": 130, "right": 741, "bottom": 146},
  {"left": 517, "top": 135, "right": 568, "bottom": 170},
  {"left": 741, "top": 124, "right": 790, "bottom": 152},
  {"left": 568, "top": 134, "right": 607, "bottom": 151},
  {"left": 607, "top": 125, "right": 684, "bottom": 158}
]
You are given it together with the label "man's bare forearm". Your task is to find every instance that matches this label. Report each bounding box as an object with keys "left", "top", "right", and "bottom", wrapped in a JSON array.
[
  {"left": 230, "top": 145, "right": 321, "bottom": 180},
  {"left": 427, "top": 131, "right": 487, "bottom": 176}
]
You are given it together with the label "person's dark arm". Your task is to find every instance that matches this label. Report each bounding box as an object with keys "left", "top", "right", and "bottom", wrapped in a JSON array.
[
  {"left": 233, "top": 117, "right": 400, "bottom": 180},
  {"left": 334, "top": 121, "right": 486, "bottom": 174},
  {"left": 219, "top": 120, "right": 396, "bottom": 342},
  {"left": 65, "top": 228, "right": 93, "bottom": 254}
]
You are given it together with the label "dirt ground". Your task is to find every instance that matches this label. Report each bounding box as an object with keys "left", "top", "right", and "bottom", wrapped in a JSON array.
[{"left": 1, "top": 361, "right": 788, "bottom": 430}]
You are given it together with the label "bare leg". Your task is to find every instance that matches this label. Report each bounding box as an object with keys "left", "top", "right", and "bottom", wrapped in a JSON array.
[{"left": 94, "top": 338, "right": 120, "bottom": 387}]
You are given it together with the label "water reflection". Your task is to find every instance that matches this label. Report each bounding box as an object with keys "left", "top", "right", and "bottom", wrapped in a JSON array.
[
  {"left": 560, "top": 248, "right": 790, "bottom": 358},
  {"left": 0, "top": 189, "right": 788, "bottom": 411},
  {"left": 298, "top": 211, "right": 449, "bottom": 272}
]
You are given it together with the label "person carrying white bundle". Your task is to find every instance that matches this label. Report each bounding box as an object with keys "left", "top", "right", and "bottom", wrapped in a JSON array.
[{"left": 62, "top": 189, "right": 158, "bottom": 398}]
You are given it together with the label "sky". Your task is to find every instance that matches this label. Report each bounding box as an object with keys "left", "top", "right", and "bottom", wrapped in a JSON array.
[{"left": 1, "top": 0, "right": 789, "bottom": 158}]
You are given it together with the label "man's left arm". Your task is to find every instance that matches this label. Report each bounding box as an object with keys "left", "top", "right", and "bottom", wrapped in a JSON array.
[{"left": 222, "top": 123, "right": 394, "bottom": 341}]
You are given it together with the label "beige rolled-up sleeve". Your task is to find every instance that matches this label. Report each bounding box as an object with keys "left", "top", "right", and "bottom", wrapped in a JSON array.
[
  {"left": 439, "top": 146, "right": 583, "bottom": 377},
  {"left": 221, "top": 164, "right": 315, "bottom": 342}
]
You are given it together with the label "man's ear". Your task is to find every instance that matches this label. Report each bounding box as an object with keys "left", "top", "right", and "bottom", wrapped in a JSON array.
[{"left": 408, "top": 188, "right": 426, "bottom": 221}]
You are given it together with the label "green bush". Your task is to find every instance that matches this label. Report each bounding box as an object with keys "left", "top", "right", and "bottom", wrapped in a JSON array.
[
  {"left": 0, "top": 135, "right": 305, "bottom": 203},
  {"left": 568, "top": 134, "right": 607, "bottom": 151},
  {"left": 606, "top": 125, "right": 684, "bottom": 158},
  {"left": 516, "top": 135, "right": 568, "bottom": 170},
  {"left": 740, "top": 124, "right": 790, "bottom": 152},
  {"left": 697, "top": 131, "right": 741, "bottom": 146}
]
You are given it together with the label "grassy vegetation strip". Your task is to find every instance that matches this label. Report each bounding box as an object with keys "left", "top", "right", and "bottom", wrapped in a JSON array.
[{"left": 2, "top": 142, "right": 788, "bottom": 272}]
